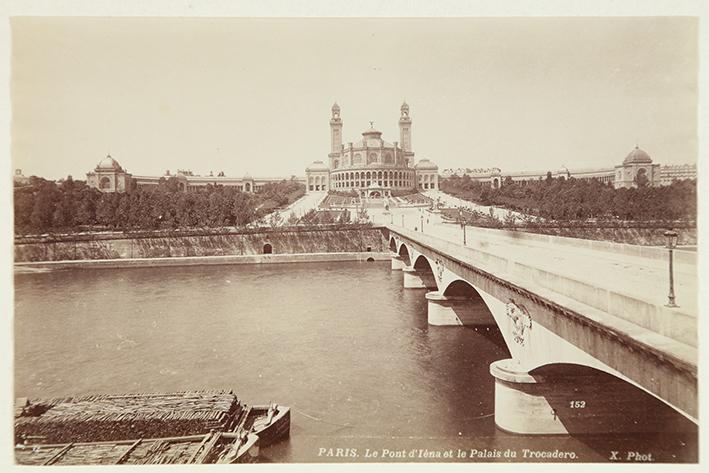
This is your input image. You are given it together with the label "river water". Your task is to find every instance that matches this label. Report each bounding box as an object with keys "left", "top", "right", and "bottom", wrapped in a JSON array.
[{"left": 14, "top": 261, "right": 697, "bottom": 463}]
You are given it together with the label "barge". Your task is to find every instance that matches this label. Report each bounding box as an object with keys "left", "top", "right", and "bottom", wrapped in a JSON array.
[
  {"left": 14, "top": 389, "right": 289, "bottom": 465},
  {"left": 15, "top": 431, "right": 261, "bottom": 465}
]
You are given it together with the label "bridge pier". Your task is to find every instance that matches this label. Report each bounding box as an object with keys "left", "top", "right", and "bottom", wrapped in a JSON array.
[
  {"left": 390, "top": 255, "right": 405, "bottom": 271},
  {"left": 490, "top": 359, "right": 567, "bottom": 434},
  {"left": 489, "top": 359, "right": 695, "bottom": 435},
  {"left": 402, "top": 267, "right": 437, "bottom": 289},
  {"left": 425, "top": 291, "right": 496, "bottom": 326}
]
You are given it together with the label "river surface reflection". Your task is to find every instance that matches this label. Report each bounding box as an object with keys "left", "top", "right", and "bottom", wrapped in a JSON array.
[{"left": 14, "top": 261, "right": 697, "bottom": 462}]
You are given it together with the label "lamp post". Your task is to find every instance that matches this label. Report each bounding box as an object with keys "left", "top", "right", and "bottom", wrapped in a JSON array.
[
  {"left": 459, "top": 207, "right": 467, "bottom": 246},
  {"left": 664, "top": 230, "right": 679, "bottom": 308},
  {"left": 401, "top": 214, "right": 405, "bottom": 228},
  {"left": 420, "top": 214, "right": 424, "bottom": 233}
]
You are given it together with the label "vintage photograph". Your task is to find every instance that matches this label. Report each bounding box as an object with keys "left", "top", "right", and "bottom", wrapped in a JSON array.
[{"left": 6, "top": 9, "right": 701, "bottom": 468}]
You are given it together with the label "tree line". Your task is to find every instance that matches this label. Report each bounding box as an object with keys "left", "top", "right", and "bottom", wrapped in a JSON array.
[
  {"left": 14, "top": 176, "right": 305, "bottom": 235},
  {"left": 440, "top": 174, "right": 696, "bottom": 221}
]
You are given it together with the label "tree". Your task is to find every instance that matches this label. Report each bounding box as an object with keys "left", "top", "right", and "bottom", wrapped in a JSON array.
[
  {"left": 96, "top": 193, "right": 119, "bottom": 227},
  {"left": 320, "top": 212, "right": 335, "bottom": 224},
  {"left": 231, "top": 192, "right": 255, "bottom": 227},
  {"left": 29, "top": 183, "right": 58, "bottom": 232},
  {"left": 269, "top": 212, "right": 283, "bottom": 228},
  {"left": 287, "top": 212, "right": 299, "bottom": 226},
  {"left": 51, "top": 200, "right": 70, "bottom": 229},
  {"left": 357, "top": 208, "right": 369, "bottom": 223},
  {"left": 338, "top": 209, "right": 351, "bottom": 224},
  {"left": 207, "top": 192, "right": 227, "bottom": 227},
  {"left": 116, "top": 196, "right": 132, "bottom": 229},
  {"left": 14, "top": 189, "right": 35, "bottom": 231},
  {"left": 301, "top": 209, "right": 318, "bottom": 224}
]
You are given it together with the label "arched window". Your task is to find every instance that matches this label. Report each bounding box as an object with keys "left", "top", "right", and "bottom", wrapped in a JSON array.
[
  {"left": 99, "top": 176, "right": 111, "bottom": 189},
  {"left": 263, "top": 243, "right": 273, "bottom": 254}
]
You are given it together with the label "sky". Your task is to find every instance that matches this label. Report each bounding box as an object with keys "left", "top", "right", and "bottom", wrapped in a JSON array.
[{"left": 10, "top": 16, "right": 698, "bottom": 181}]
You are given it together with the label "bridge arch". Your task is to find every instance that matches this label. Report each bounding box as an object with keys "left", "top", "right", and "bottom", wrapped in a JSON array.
[
  {"left": 388, "top": 237, "right": 397, "bottom": 252},
  {"left": 402, "top": 253, "right": 438, "bottom": 291},
  {"left": 413, "top": 254, "right": 434, "bottom": 272},
  {"left": 519, "top": 363, "right": 698, "bottom": 432},
  {"left": 414, "top": 254, "right": 440, "bottom": 290},
  {"left": 397, "top": 243, "right": 412, "bottom": 267},
  {"left": 439, "top": 278, "right": 498, "bottom": 327},
  {"left": 443, "top": 279, "right": 484, "bottom": 297}
]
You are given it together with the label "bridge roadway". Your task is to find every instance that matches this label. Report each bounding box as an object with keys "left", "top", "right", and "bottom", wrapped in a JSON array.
[
  {"left": 379, "top": 206, "right": 697, "bottom": 429},
  {"left": 376, "top": 207, "right": 697, "bottom": 321}
]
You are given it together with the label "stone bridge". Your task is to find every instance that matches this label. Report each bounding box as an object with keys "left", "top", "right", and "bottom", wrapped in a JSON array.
[{"left": 387, "top": 225, "right": 697, "bottom": 435}]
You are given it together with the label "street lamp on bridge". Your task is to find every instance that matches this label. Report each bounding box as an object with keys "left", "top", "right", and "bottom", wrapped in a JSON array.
[
  {"left": 458, "top": 207, "right": 467, "bottom": 246},
  {"left": 664, "top": 230, "right": 679, "bottom": 308}
]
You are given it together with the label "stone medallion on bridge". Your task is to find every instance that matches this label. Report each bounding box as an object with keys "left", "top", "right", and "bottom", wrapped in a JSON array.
[
  {"left": 506, "top": 300, "right": 533, "bottom": 346},
  {"left": 434, "top": 258, "right": 445, "bottom": 282}
]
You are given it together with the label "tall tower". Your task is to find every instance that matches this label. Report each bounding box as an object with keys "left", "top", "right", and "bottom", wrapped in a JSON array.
[
  {"left": 399, "top": 101, "right": 414, "bottom": 166},
  {"left": 329, "top": 102, "right": 343, "bottom": 161},
  {"left": 399, "top": 102, "right": 412, "bottom": 151}
]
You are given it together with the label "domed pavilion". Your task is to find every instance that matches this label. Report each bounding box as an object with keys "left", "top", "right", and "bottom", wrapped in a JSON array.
[
  {"left": 86, "top": 154, "right": 133, "bottom": 193},
  {"left": 613, "top": 146, "right": 660, "bottom": 189}
]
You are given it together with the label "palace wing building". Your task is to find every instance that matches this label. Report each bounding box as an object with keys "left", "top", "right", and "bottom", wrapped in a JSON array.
[
  {"left": 86, "top": 155, "right": 294, "bottom": 193},
  {"left": 441, "top": 146, "right": 695, "bottom": 189}
]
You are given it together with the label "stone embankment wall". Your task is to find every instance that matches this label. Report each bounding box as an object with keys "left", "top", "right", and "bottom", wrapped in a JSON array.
[{"left": 14, "top": 227, "right": 388, "bottom": 263}]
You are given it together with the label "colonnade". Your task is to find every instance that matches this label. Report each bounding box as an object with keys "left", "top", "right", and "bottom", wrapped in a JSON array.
[{"left": 331, "top": 169, "right": 415, "bottom": 190}]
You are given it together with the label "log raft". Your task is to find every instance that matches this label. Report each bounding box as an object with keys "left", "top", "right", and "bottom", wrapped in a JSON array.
[
  {"left": 14, "top": 389, "right": 286, "bottom": 465},
  {"left": 15, "top": 389, "right": 242, "bottom": 445}
]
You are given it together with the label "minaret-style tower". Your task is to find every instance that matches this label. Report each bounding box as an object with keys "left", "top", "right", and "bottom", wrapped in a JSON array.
[
  {"left": 329, "top": 102, "right": 343, "bottom": 167},
  {"left": 399, "top": 101, "right": 412, "bottom": 151},
  {"left": 399, "top": 101, "right": 414, "bottom": 166}
]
